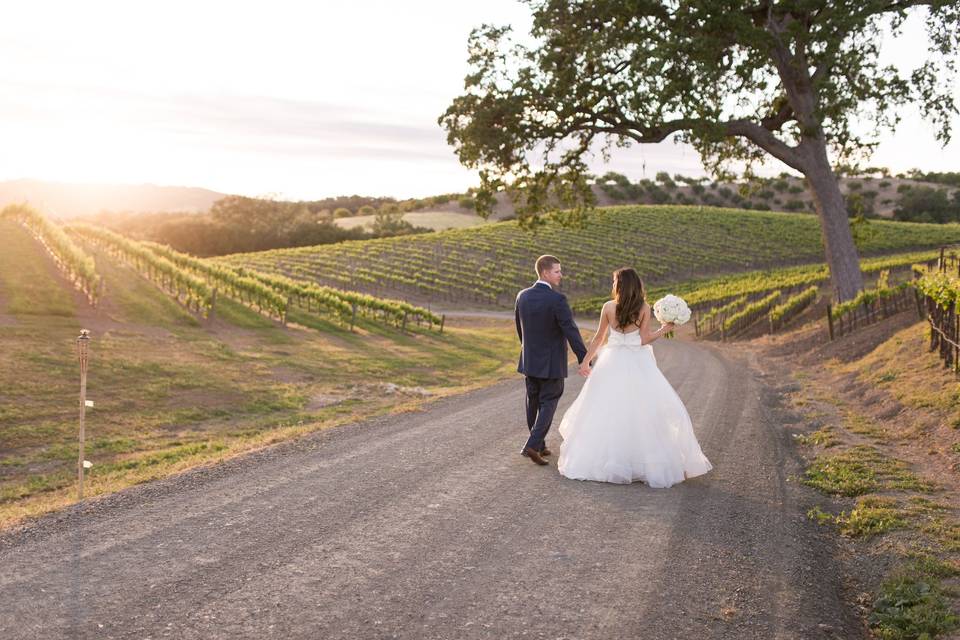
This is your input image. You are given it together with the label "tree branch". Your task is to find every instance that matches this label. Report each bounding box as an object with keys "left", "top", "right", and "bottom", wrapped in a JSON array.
[
  {"left": 760, "top": 100, "right": 796, "bottom": 132},
  {"left": 559, "top": 113, "right": 807, "bottom": 172},
  {"left": 723, "top": 119, "right": 807, "bottom": 170}
]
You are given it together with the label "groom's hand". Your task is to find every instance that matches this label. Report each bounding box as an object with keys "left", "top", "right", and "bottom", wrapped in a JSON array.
[{"left": 578, "top": 362, "right": 591, "bottom": 377}]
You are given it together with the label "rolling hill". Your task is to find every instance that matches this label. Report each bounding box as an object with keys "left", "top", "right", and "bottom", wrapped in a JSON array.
[
  {"left": 0, "top": 179, "right": 226, "bottom": 218},
  {"left": 220, "top": 204, "right": 960, "bottom": 307},
  {"left": 0, "top": 217, "right": 518, "bottom": 528},
  {"left": 332, "top": 174, "right": 959, "bottom": 228}
]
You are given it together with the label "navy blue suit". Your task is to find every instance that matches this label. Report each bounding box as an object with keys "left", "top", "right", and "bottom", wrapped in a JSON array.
[{"left": 515, "top": 282, "right": 588, "bottom": 452}]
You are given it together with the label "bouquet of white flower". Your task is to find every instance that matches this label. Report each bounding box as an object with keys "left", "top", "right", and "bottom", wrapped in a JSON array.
[{"left": 653, "top": 294, "right": 691, "bottom": 325}]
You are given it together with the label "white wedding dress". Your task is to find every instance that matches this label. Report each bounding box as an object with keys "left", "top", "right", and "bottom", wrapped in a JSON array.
[{"left": 558, "top": 329, "right": 712, "bottom": 487}]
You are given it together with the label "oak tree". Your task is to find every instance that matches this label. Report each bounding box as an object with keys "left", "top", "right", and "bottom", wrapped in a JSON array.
[{"left": 440, "top": 1, "right": 960, "bottom": 300}]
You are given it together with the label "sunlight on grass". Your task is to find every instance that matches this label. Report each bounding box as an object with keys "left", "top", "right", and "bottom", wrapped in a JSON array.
[
  {"left": 0, "top": 221, "right": 523, "bottom": 531},
  {"left": 803, "top": 446, "right": 934, "bottom": 496},
  {"left": 0, "top": 220, "right": 76, "bottom": 317}
]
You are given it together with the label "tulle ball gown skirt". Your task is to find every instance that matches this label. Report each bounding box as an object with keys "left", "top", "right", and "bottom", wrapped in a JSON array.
[{"left": 558, "top": 331, "right": 712, "bottom": 487}]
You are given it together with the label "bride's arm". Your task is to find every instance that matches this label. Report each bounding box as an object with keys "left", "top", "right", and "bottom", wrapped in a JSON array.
[
  {"left": 639, "top": 303, "right": 674, "bottom": 345},
  {"left": 580, "top": 302, "right": 612, "bottom": 374}
]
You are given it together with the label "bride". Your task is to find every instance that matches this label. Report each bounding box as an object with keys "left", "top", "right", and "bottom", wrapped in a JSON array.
[{"left": 557, "top": 268, "right": 712, "bottom": 487}]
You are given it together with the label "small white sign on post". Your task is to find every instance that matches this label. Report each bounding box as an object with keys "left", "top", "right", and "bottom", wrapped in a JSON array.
[{"left": 85, "top": 400, "right": 94, "bottom": 408}]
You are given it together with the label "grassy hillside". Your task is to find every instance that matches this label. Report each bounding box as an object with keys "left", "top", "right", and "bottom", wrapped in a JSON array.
[
  {"left": 0, "top": 179, "right": 224, "bottom": 217},
  {"left": 590, "top": 174, "right": 959, "bottom": 219},
  {"left": 220, "top": 205, "right": 960, "bottom": 307},
  {"left": 766, "top": 318, "right": 960, "bottom": 638},
  {"left": 0, "top": 219, "right": 518, "bottom": 529},
  {"left": 334, "top": 210, "right": 487, "bottom": 232},
  {"left": 332, "top": 175, "right": 958, "bottom": 222}
]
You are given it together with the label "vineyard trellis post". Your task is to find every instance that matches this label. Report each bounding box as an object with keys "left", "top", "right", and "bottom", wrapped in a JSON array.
[
  {"left": 826, "top": 304, "right": 835, "bottom": 340},
  {"left": 76, "top": 330, "right": 91, "bottom": 500}
]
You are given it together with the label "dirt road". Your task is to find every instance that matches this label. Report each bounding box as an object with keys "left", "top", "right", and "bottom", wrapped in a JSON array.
[{"left": 0, "top": 339, "right": 862, "bottom": 639}]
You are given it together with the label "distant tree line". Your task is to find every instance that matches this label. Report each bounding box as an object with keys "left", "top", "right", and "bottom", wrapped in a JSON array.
[
  {"left": 83, "top": 195, "right": 431, "bottom": 257},
  {"left": 595, "top": 170, "right": 960, "bottom": 223},
  {"left": 893, "top": 185, "right": 960, "bottom": 224},
  {"left": 899, "top": 169, "right": 960, "bottom": 188},
  {"left": 297, "top": 192, "right": 476, "bottom": 217}
]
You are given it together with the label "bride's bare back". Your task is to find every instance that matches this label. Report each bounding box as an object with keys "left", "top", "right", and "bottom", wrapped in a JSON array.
[{"left": 602, "top": 299, "right": 647, "bottom": 335}]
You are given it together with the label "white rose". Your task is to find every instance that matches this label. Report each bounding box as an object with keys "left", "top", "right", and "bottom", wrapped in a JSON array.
[{"left": 653, "top": 294, "right": 691, "bottom": 325}]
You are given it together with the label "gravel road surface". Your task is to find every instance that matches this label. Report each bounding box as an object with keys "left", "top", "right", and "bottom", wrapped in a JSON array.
[{"left": 0, "top": 339, "right": 863, "bottom": 639}]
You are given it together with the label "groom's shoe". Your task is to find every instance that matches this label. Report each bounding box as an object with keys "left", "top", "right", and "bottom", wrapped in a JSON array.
[
  {"left": 540, "top": 448, "right": 552, "bottom": 457},
  {"left": 522, "top": 447, "right": 549, "bottom": 466}
]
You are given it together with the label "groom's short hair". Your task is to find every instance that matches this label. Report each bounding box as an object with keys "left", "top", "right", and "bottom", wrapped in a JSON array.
[{"left": 536, "top": 254, "right": 560, "bottom": 276}]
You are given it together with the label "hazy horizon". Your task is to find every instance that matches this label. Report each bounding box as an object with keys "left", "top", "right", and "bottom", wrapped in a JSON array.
[{"left": 2, "top": 1, "right": 957, "bottom": 202}]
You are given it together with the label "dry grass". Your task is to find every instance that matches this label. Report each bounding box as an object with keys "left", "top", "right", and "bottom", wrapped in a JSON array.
[
  {"left": 0, "top": 225, "right": 523, "bottom": 530},
  {"left": 334, "top": 210, "right": 489, "bottom": 231},
  {"left": 758, "top": 315, "right": 960, "bottom": 637}
]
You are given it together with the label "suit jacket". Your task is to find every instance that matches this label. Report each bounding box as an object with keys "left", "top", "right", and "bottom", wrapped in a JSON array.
[{"left": 515, "top": 282, "right": 588, "bottom": 378}]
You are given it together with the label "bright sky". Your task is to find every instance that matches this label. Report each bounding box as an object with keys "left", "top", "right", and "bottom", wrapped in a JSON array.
[{"left": 1, "top": 1, "right": 957, "bottom": 200}]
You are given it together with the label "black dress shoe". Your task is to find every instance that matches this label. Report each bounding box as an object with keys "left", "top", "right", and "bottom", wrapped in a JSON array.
[{"left": 522, "top": 447, "right": 549, "bottom": 466}]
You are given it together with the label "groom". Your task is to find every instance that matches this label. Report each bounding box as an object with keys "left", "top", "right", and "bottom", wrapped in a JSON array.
[{"left": 515, "top": 255, "right": 587, "bottom": 466}]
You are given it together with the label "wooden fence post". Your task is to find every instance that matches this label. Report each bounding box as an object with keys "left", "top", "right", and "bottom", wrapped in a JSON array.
[
  {"left": 826, "top": 305, "right": 834, "bottom": 340},
  {"left": 440, "top": 314, "right": 446, "bottom": 334}
]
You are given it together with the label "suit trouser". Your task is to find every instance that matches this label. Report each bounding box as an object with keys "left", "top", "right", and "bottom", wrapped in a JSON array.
[{"left": 523, "top": 376, "right": 564, "bottom": 452}]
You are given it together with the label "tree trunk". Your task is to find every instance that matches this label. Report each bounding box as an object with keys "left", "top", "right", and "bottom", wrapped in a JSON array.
[
  {"left": 803, "top": 142, "right": 864, "bottom": 301},
  {"left": 761, "top": 18, "right": 864, "bottom": 302}
]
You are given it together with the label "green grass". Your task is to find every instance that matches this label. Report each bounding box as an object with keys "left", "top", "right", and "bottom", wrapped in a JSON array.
[
  {"left": 793, "top": 321, "right": 960, "bottom": 637},
  {"left": 836, "top": 497, "right": 907, "bottom": 539},
  {"left": 845, "top": 412, "right": 889, "bottom": 441},
  {"left": 0, "top": 220, "right": 76, "bottom": 316},
  {"left": 795, "top": 426, "right": 840, "bottom": 447},
  {"left": 803, "top": 446, "right": 934, "bottom": 497},
  {"left": 870, "top": 561, "right": 959, "bottom": 640},
  {"left": 0, "top": 227, "right": 521, "bottom": 528},
  {"left": 219, "top": 205, "right": 960, "bottom": 307},
  {"left": 84, "top": 243, "right": 197, "bottom": 328},
  {"left": 808, "top": 497, "right": 908, "bottom": 539},
  {"left": 212, "top": 296, "right": 280, "bottom": 330}
]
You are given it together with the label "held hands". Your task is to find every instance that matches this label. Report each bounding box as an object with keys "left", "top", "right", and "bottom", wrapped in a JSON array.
[{"left": 578, "top": 360, "right": 592, "bottom": 377}]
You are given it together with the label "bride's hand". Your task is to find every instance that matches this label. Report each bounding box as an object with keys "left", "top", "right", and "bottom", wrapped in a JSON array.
[
  {"left": 662, "top": 322, "right": 676, "bottom": 333},
  {"left": 578, "top": 362, "right": 591, "bottom": 377}
]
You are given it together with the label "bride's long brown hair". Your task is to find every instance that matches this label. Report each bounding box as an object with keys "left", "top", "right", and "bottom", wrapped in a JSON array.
[{"left": 612, "top": 268, "right": 647, "bottom": 329}]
